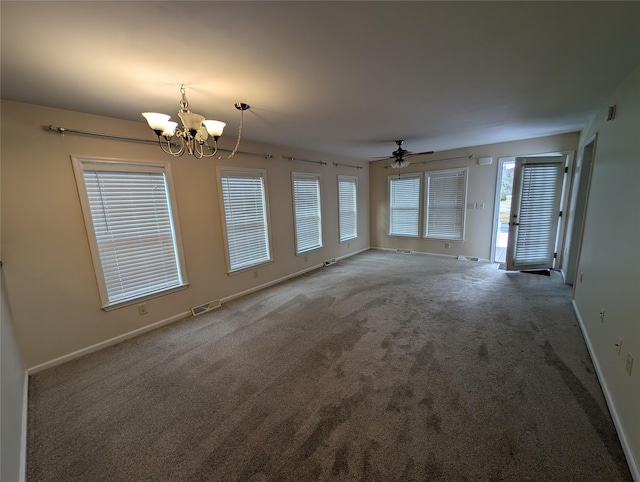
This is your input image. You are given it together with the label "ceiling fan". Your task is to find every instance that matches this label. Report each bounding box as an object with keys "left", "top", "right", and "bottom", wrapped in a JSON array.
[{"left": 375, "top": 140, "right": 435, "bottom": 168}]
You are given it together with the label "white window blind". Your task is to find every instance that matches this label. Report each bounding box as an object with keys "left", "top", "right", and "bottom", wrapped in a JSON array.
[
  {"left": 292, "top": 173, "right": 323, "bottom": 254},
  {"left": 73, "top": 159, "right": 187, "bottom": 309},
  {"left": 338, "top": 175, "right": 357, "bottom": 242},
  {"left": 389, "top": 175, "right": 421, "bottom": 237},
  {"left": 219, "top": 169, "right": 271, "bottom": 272},
  {"left": 425, "top": 168, "right": 467, "bottom": 240}
]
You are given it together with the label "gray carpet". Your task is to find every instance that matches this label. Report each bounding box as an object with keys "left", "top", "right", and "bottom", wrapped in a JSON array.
[{"left": 27, "top": 250, "right": 632, "bottom": 481}]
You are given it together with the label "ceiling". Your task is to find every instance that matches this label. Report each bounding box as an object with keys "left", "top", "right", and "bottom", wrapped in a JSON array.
[{"left": 1, "top": 1, "right": 639, "bottom": 162}]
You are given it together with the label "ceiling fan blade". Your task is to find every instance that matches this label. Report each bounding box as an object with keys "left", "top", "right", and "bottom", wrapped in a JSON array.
[{"left": 406, "top": 150, "right": 435, "bottom": 157}]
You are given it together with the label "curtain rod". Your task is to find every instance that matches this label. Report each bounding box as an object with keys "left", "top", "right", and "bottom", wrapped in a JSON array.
[
  {"left": 382, "top": 154, "right": 474, "bottom": 168},
  {"left": 333, "top": 162, "right": 363, "bottom": 170},
  {"left": 283, "top": 155, "right": 327, "bottom": 166},
  {"left": 47, "top": 125, "right": 274, "bottom": 159}
]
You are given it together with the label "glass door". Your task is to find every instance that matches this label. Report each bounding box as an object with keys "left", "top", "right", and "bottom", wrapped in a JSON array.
[
  {"left": 493, "top": 159, "right": 514, "bottom": 264},
  {"left": 506, "top": 157, "right": 565, "bottom": 271}
]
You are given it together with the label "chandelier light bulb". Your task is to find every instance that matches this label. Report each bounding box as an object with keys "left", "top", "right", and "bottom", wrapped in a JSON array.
[
  {"left": 203, "top": 120, "right": 226, "bottom": 138},
  {"left": 162, "top": 121, "right": 178, "bottom": 138},
  {"left": 142, "top": 112, "right": 170, "bottom": 134}
]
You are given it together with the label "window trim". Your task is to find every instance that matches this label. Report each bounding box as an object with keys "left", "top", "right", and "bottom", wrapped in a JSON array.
[
  {"left": 337, "top": 175, "right": 358, "bottom": 242},
  {"left": 72, "top": 156, "right": 189, "bottom": 311},
  {"left": 423, "top": 167, "right": 468, "bottom": 241},
  {"left": 388, "top": 173, "right": 422, "bottom": 237},
  {"left": 291, "top": 172, "right": 323, "bottom": 255},
  {"left": 217, "top": 166, "right": 273, "bottom": 274}
]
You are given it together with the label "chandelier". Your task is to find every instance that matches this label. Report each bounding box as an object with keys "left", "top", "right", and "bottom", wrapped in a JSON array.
[{"left": 142, "top": 85, "right": 250, "bottom": 159}]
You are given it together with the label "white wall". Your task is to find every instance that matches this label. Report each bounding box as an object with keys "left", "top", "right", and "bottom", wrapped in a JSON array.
[
  {"left": 1, "top": 267, "right": 26, "bottom": 482},
  {"left": 572, "top": 64, "right": 640, "bottom": 477},
  {"left": 0, "top": 100, "right": 369, "bottom": 369}
]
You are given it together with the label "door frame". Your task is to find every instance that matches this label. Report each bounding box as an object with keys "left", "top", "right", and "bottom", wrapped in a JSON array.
[{"left": 564, "top": 134, "right": 598, "bottom": 286}]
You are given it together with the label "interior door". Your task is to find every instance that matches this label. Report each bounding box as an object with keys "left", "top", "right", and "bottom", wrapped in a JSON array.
[{"left": 506, "top": 157, "right": 565, "bottom": 271}]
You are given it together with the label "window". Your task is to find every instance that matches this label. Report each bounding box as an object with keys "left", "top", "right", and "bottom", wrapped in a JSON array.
[
  {"left": 218, "top": 168, "right": 272, "bottom": 273},
  {"left": 292, "top": 173, "right": 323, "bottom": 254},
  {"left": 338, "top": 175, "right": 357, "bottom": 242},
  {"left": 424, "top": 168, "right": 468, "bottom": 240},
  {"left": 72, "top": 157, "right": 188, "bottom": 310},
  {"left": 389, "top": 175, "right": 421, "bottom": 237}
]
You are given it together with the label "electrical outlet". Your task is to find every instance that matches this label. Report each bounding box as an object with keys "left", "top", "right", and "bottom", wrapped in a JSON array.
[
  {"left": 304, "top": 255, "right": 308, "bottom": 262},
  {"left": 626, "top": 354, "right": 634, "bottom": 376},
  {"left": 579, "top": 272, "right": 584, "bottom": 284},
  {"left": 615, "top": 337, "right": 622, "bottom": 355},
  {"left": 137, "top": 303, "right": 148, "bottom": 315},
  {"left": 445, "top": 242, "right": 451, "bottom": 249},
  {"left": 253, "top": 270, "right": 258, "bottom": 279},
  {"left": 599, "top": 309, "right": 605, "bottom": 323}
]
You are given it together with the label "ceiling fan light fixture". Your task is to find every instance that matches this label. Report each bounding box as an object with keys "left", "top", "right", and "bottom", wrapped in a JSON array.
[
  {"left": 376, "top": 139, "right": 434, "bottom": 169},
  {"left": 142, "top": 84, "right": 249, "bottom": 159},
  {"left": 392, "top": 159, "right": 410, "bottom": 169}
]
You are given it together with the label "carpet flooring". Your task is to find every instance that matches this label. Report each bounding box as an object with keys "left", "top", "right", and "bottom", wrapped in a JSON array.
[{"left": 27, "top": 250, "right": 632, "bottom": 481}]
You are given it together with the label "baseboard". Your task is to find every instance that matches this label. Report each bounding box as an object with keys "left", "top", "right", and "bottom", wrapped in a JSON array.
[
  {"left": 19, "top": 369, "right": 28, "bottom": 482},
  {"left": 371, "top": 246, "right": 489, "bottom": 261},
  {"left": 336, "top": 246, "right": 370, "bottom": 261},
  {"left": 27, "top": 311, "right": 191, "bottom": 374},
  {"left": 222, "top": 248, "right": 371, "bottom": 304},
  {"left": 571, "top": 300, "right": 639, "bottom": 481},
  {"left": 221, "top": 264, "right": 324, "bottom": 304}
]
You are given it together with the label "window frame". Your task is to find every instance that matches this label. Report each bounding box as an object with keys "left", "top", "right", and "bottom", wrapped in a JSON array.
[
  {"left": 217, "top": 167, "right": 273, "bottom": 274},
  {"left": 423, "top": 167, "right": 468, "bottom": 241},
  {"left": 337, "top": 175, "right": 358, "bottom": 242},
  {"left": 291, "top": 172, "right": 323, "bottom": 255},
  {"left": 388, "top": 174, "right": 422, "bottom": 237},
  {"left": 72, "top": 156, "right": 189, "bottom": 310}
]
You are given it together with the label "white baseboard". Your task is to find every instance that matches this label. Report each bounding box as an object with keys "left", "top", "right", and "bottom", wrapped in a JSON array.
[
  {"left": 571, "top": 300, "right": 639, "bottom": 481},
  {"left": 222, "top": 247, "right": 371, "bottom": 304},
  {"left": 371, "top": 246, "right": 490, "bottom": 262},
  {"left": 337, "top": 246, "right": 370, "bottom": 261},
  {"left": 221, "top": 264, "right": 324, "bottom": 304},
  {"left": 27, "top": 311, "right": 191, "bottom": 374},
  {"left": 19, "top": 369, "right": 28, "bottom": 482}
]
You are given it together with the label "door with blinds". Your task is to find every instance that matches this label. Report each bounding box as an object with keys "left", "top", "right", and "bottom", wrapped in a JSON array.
[{"left": 506, "top": 157, "right": 565, "bottom": 271}]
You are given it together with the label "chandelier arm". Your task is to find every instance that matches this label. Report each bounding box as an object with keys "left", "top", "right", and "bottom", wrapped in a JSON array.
[
  {"left": 159, "top": 136, "right": 185, "bottom": 157},
  {"left": 198, "top": 140, "right": 220, "bottom": 158},
  {"left": 216, "top": 109, "right": 244, "bottom": 160}
]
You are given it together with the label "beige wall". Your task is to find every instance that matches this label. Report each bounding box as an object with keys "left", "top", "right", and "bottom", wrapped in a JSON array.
[
  {"left": 1, "top": 100, "right": 369, "bottom": 368},
  {"left": 572, "top": 64, "right": 640, "bottom": 475},
  {"left": 369, "top": 133, "right": 579, "bottom": 259}
]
